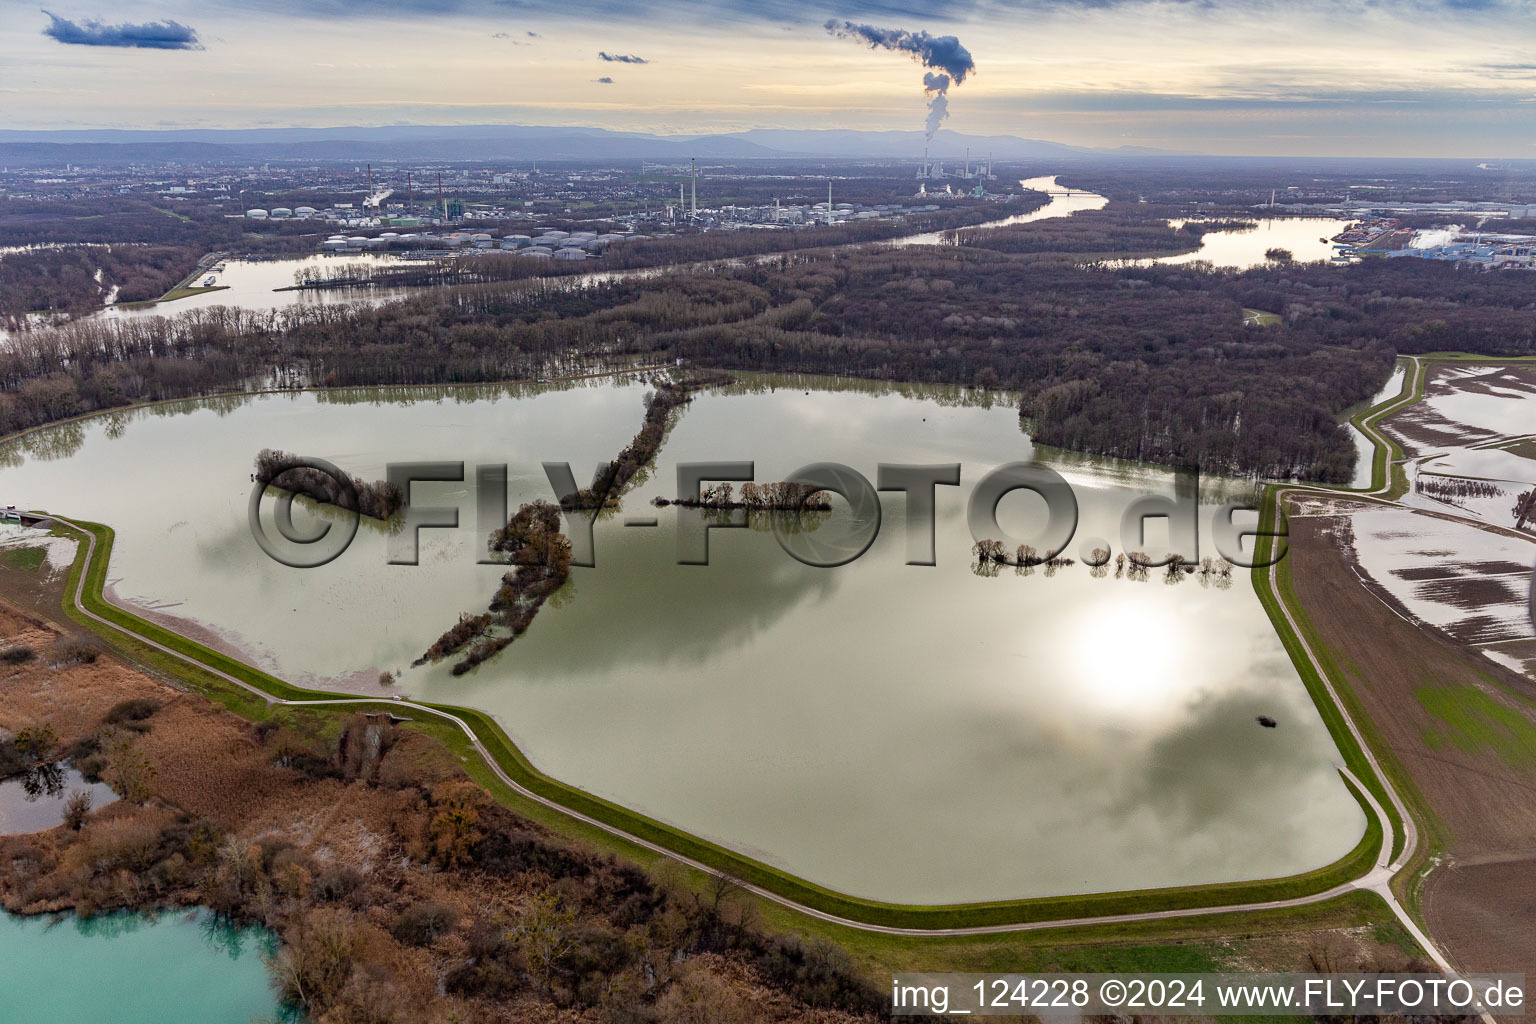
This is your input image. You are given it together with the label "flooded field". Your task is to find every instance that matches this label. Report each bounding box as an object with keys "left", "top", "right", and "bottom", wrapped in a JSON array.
[
  {"left": 0, "top": 765, "right": 116, "bottom": 834},
  {"left": 1335, "top": 508, "right": 1535, "bottom": 646},
  {"left": 1381, "top": 365, "right": 1536, "bottom": 535},
  {"left": 99, "top": 252, "right": 414, "bottom": 322},
  {"left": 1348, "top": 364, "right": 1408, "bottom": 490},
  {"left": 0, "top": 374, "right": 1364, "bottom": 904},
  {"left": 1347, "top": 359, "right": 1536, "bottom": 679},
  {"left": 1388, "top": 364, "right": 1536, "bottom": 458}
]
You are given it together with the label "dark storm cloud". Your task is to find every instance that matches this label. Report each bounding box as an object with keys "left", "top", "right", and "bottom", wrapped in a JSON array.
[
  {"left": 40, "top": 10, "right": 202, "bottom": 49},
  {"left": 598, "top": 51, "right": 648, "bottom": 63}
]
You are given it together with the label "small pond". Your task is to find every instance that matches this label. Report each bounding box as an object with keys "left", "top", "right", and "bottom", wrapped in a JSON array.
[
  {"left": 0, "top": 765, "right": 117, "bottom": 835},
  {"left": 0, "top": 909, "right": 292, "bottom": 1023}
]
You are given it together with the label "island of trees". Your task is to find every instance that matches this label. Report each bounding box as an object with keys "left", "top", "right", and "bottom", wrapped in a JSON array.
[
  {"left": 658, "top": 481, "right": 832, "bottom": 511},
  {"left": 254, "top": 448, "right": 404, "bottom": 520},
  {"left": 556, "top": 373, "right": 727, "bottom": 510},
  {"left": 418, "top": 500, "right": 573, "bottom": 675}
]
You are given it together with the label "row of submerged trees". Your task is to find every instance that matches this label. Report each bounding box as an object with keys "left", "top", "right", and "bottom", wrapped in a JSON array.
[
  {"left": 971, "top": 540, "right": 1236, "bottom": 586},
  {"left": 418, "top": 500, "right": 574, "bottom": 675}
]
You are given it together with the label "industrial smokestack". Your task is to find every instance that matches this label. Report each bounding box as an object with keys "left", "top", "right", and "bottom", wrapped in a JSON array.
[{"left": 690, "top": 157, "right": 697, "bottom": 221}]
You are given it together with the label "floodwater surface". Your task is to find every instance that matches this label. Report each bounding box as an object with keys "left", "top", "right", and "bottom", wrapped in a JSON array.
[
  {"left": 0, "top": 766, "right": 116, "bottom": 834},
  {"left": 0, "top": 376, "right": 1364, "bottom": 903}
]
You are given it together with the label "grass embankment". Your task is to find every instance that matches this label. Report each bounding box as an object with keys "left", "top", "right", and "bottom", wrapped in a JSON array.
[
  {"left": 159, "top": 284, "right": 231, "bottom": 303},
  {"left": 114, "top": 284, "right": 230, "bottom": 309},
  {"left": 1242, "top": 308, "right": 1282, "bottom": 326},
  {"left": 57, "top": 519, "right": 349, "bottom": 718},
  {"left": 1253, "top": 489, "right": 1409, "bottom": 863},
  {"left": 47, "top": 515, "right": 1387, "bottom": 933},
  {"left": 426, "top": 712, "right": 1417, "bottom": 974}
]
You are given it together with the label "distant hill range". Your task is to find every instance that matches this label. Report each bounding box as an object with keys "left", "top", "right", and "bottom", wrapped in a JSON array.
[{"left": 0, "top": 124, "right": 1176, "bottom": 167}]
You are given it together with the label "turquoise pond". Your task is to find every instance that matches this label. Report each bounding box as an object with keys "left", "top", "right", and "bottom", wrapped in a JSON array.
[{"left": 0, "top": 909, "right": 293, "bottom": 1023}]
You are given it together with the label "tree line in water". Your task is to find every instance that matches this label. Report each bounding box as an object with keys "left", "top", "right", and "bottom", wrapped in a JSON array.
[
  {"left": 254, "top": 447, "right": 405, "bottom": 520},
  {"left": 418, "top": 499, "right": 574, "bottom": 675}
]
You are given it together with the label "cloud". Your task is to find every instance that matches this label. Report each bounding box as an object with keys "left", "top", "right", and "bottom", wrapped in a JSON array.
[
  {"left": 491, "top": 30, "right": 509, "bottom": 36},
  {"left": 40, "top": 10, "right": 202, "bottom": 49},
  {"left": 824, "top": 21, "right": 974, "bottom": 84},
  {"left": 826, "top": 21, "right": 976, "bottom": 140},
  {"left": 594, "top": 76, "right": 614, "bottom": 83},
  {"left": 598, "top": 51, "right": 648, "bottom": 63}
]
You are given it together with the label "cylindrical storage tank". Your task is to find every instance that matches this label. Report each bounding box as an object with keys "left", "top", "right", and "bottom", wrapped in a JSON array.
[
  {"left": 295, "top": 206, "right": 317, "bottom": 218},
  {"left": 502, "top": 234, "right": 532, "bottom": 247},
  {"left": 270, "top": 208, "right": 293, "bottom": 219},
  {"left": 246, "top": 209, "right": 268, "bottom": 219},
  {"left": 321, "top": 239, "right": 347, "bottom": 251},
  {"left": 471, "top": 233, "right": 492, "bottom": 242},
  {"left": 520, "top": 246, "right": 553, "bottom": 258},
  {"left": 542, "top": 229, "right": 570, "bottom": 239},
  {"left": 347, "top": 236, "right": 368, "bottom": 247},
  {"left": 568, "top": 231, "right": 598, "bottom": 241},
  {"left": 553, "top": 247, "right": 587, "bottom": 261}
]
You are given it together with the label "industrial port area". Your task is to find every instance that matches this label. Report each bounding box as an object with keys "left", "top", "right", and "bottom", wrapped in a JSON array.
[{"left": 1325, "top": 206, "right": 1536, "bottom": 266}]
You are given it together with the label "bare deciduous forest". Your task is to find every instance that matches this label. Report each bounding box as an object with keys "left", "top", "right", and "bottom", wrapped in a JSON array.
[{"left": 2, "top": 201, "right": 1533, "bottom": 481}]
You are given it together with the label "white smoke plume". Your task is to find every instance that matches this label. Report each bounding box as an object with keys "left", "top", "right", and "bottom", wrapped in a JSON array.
[
  {"left": 923, "top": 71, "right": 950, "bottom": 139},
  {"left": 826, "top": 21, "right": 976, "bottom": 142}
]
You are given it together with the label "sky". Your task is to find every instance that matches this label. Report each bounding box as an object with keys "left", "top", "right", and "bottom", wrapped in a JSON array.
[{"left": 4, "top": 0, "right": 1536, "bottom": 156}]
